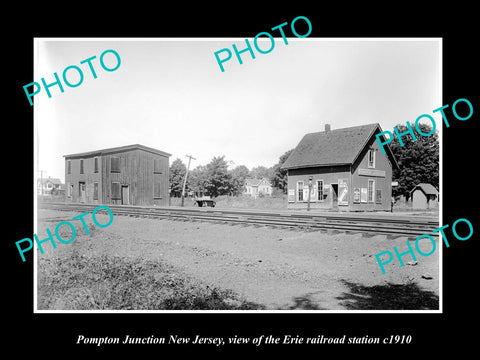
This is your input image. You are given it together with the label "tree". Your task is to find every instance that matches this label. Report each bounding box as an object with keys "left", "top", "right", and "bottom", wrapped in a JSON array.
[
  {"left": 204, "top": 156, "right": 232, "bottom": 197},
  {"left": 250, "top": 165, "right": 273, "bottom": 180},
  {"left": 390, "top": 123, "right": 439, "bottom": 199},
  {"left": 188, "top": 165, "right": 208, "bottom": 194},
  {"left": 229, "top": 165, "right": 250, "bottom": 195},
  {"left": 271, "top": 148, "right": 294, "bottom": 193},
  {"left": 169, "top": 158, "right": 187, "bottom": 197}
]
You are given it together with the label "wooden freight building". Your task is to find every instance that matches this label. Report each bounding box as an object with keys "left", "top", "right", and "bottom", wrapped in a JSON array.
[
  {"left": 64, "top": 144, "right": 171, "bottom": 206},
  {"left": 282, "top": 123, "right": 399, "bottom": 211}
]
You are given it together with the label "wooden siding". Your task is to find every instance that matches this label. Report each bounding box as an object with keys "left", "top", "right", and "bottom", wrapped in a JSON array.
[
  {"left": 412, "top": 189, "right": 438, "bottom": 209},
  {"left": 287, "top": 166, "right": 350, "bottom": 210},
  {"left": 286, "top": 132, "right": 393, "bottom": 211},
  {"left": 65, "top": 157, "right": 102, "bottom": 204},
  {"left": 102, "top": 150, "right": 138, "bottom": 205},
  {"left": 133, "top": 149, "right": 169, "bottom": 206},
  {"left": 66, "top": 147, "right": 169, "bottom": 206},
  {"left": 102, "top": 149, "right": 169, "bottom": 206},
  {"left": 350, "top": 134, "right": 392, "bottom": 211}
]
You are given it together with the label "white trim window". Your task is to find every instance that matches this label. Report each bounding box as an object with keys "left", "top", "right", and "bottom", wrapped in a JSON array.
[
  {"left": 368, "top": 149, "right": 375, "bottom": 168},
  {"left": 297, "top": 181, "right": 304, "bottom": 201},
  {"left": 317, "top": 180, "right": 324, "bottom": 201},
  {"left": 367, "top": 179, "right": 375, "bottom": 203}
]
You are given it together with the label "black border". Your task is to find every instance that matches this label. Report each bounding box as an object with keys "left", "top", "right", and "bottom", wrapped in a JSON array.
[{"left": 6, "top": 5, "right": 478, "bottom": 355}]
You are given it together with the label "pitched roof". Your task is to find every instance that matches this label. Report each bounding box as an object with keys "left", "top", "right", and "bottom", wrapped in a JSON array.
[
  {"left": 410, "top": 183, "right": 438, "bottom": 195},
  {"left": 63, "top": 144, "right": 171, "bottom": 159},
  {"left": 39, "top": 177, "right": 62, "bottom": 185},
  {"left": 245, "top": 178, "right": 271, "bottom": 187},
  {"left": 281, "top": 123, "right": 398, "bottom": 170}
]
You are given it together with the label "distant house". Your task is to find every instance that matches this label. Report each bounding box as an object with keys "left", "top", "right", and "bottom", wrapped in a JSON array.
[
  {"left": 281, "top": 123, "right": 399, "bottom": 211},
  {"left": 410, "top": 183, "right": 439, "bottom": 209},
  {"left": 37, "top": 177, "right": 63, "bottom": 195},
  {"left": 244, "top": 178, "right": 272, "bottom": 197}
]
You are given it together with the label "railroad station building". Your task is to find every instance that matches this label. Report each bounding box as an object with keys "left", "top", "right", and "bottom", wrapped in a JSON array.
[
  {"left": 281, "top": 123, "right": 399, "bottom": 211},
  {"left": 64, "top": 144, "right": 171, "bottom": 206}
]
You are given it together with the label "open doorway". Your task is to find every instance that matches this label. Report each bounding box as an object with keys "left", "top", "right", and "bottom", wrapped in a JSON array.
[
  {"left": 79, "top": 182, "right": 86, "bottom": 203},
  {"left": 331, "top": 183, "right": 338, "bottom": 209}
]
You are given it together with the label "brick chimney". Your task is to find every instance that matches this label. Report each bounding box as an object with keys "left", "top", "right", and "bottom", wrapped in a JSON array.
[{"left": 325, "top": 124, "right": 331, "bottom": 132}]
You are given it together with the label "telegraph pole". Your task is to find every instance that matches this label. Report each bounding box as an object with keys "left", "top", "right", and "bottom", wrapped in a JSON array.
[
  {"left": 181, "top": 154, "right": 196, "bottom": 207},
  {"left": 37, "top": 169, "right": 47, "bottom": 201}
]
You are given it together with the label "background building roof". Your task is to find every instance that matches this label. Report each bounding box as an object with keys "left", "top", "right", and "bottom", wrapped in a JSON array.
[
  {"left": 38, "top": 177, "right": 62, "bottom": 185},
  {"left": 410, "top": 183, "right": 439, "bottom": 195},
  {"left": 245, "top": 178, "right": 271, "bottom": 187}
]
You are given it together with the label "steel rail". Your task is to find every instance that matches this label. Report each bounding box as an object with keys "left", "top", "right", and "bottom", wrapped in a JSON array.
[{"left": 38, "top": 202, "right": 439, "bottom": 238}]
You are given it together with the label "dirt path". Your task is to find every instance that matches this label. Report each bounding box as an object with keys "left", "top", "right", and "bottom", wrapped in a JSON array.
[{"left": 37, "top": 210, "right": 440, "bottom": 310}]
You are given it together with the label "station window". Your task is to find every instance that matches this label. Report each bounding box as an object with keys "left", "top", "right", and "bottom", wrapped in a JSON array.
[
  {"left": 80, "top": 159, "right": 84, "bottom": 174},
  {"left": 67, "top": 160, "right": 71, "bottom": 175},
  {"left": 368, "top": 149, "right": 375, "bottom": 168},
  {"left": 317, "top": 180, "right": 324, "bottom": 201},
  {"left": 94, "top": 157, "right": 99, "bottom": 173},
  {"left": 368, "top": 179, "right": 375, "bottom": 203},
  {"left": 297, "top": 181, "right": 304, "bottom": 201}
]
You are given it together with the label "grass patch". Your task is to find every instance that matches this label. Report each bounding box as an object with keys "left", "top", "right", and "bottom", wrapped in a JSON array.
[
  {"left": 214, "top": 194, "right": 287, "bottom": 209},
  {"left": 38, "top": 253, "right": 264, "bottom": 310},
  {"left": 170, "top": 194, "right": 287, "bottom": 209}
]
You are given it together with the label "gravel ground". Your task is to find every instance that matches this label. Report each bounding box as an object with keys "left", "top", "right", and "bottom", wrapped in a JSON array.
[{"left": 36, "top": 209, "right": 440, "bottom": 310}]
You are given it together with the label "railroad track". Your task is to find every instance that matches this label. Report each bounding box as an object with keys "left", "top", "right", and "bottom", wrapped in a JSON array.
[{"left": 38, "top": 202, "right": 439, "bottom": 239}]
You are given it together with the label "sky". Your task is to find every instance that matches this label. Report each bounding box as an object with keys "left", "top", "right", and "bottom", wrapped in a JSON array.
[{"left": 34, "top": 38, "right": 441, "bottom": 183}]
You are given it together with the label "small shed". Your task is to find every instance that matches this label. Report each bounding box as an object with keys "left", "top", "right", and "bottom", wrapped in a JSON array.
[{"left": 410, "top": 183, "right": 439, "bottom": 209}]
